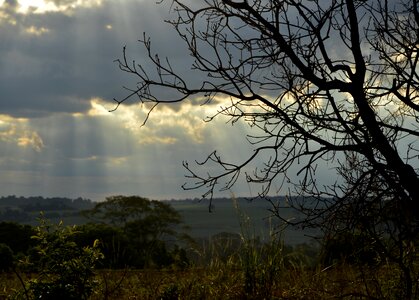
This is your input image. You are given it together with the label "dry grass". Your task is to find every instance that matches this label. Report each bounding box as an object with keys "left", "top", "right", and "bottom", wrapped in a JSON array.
[
  {"left": 0, "top": 263, "right": 415, "bottom": 300},
  {"left": 89, "top": 264, "right": 413, "bottom": 299}
]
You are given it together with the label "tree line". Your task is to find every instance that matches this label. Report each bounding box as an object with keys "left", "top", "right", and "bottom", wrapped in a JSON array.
[{"left": 0, "top": 196, "right": 189, "bottom": 271}]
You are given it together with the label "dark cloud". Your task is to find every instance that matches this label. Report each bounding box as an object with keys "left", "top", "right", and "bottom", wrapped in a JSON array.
[{"left": 0, "top": 0, "right": 191, "bottom": 118}]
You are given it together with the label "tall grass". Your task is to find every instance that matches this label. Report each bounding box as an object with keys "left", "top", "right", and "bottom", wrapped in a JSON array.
[{"left": 233, "top": 197, "right": 285, "bottom": 299}]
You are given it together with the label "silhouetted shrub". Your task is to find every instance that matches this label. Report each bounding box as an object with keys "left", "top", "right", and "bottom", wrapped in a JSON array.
[{"left": 321, "top": 231, "right": 380, "bottom": 266}]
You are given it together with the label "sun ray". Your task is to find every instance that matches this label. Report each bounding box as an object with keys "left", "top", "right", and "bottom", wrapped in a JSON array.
[{"left": 15, "top": 0, "right": 103, "bottom": 14}]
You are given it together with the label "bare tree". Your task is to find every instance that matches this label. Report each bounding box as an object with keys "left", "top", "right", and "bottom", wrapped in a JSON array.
[{"left": 115, "top": 0, "right": 418, "bottom": 297}]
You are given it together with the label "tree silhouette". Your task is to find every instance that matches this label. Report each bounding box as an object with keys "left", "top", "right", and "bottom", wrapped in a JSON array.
[
  {"left": 82, "top": 195, "right": 189, "bottom": 268},
  {"left": 115, "top": 1, "right": 418, "bottom": 297}
]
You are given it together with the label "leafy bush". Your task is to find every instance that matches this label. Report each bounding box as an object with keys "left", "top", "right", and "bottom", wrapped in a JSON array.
[{"left": 17, "top": 216, "right": 103, "bottom": 299}]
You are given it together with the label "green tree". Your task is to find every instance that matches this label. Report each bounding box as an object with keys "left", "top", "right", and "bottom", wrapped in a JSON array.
[{"left": 83, "top": 195, "right": 190, "bottom": 268}]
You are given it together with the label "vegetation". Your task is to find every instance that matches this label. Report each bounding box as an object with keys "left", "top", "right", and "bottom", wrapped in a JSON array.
[
  {"left": 0, "top": 217, "right": 416, "bottom": 299},
  {"left": 2, "top": 265, "right": 415, "bottom": 299},
  {"left": 12, "top": 216, "right": 103, "bottom": 300},
  {"left": 0, "top": 196, "right": 416, "bottom": 299}
]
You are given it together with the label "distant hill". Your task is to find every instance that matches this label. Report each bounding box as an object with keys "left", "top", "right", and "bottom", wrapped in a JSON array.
[
  {"left": 0, "top": 195, "right": 319, "bottom": 245},
  {"left": 0, "top": 195, "right": 94, "bottom": 224}
]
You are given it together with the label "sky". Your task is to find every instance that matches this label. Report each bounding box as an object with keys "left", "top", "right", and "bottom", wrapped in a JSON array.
[
  {"left": 0, "top": 0, "right": 369, "bottom": 203},
  {"left": 0, "top": 0, "right": 269, "bottom": 201}
]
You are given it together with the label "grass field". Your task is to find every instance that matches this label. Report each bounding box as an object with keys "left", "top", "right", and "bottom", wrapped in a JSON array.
[
  {"left": 1, "top": 263, "right": 409, "bottom": 299},
  {"left": 170, "top": 198, "right": 320, "bottom": 245}
]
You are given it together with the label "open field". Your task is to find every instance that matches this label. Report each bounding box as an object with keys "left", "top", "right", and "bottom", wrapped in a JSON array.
[{"left": 171, "top": 198, "right": 319, "bottom": 245}]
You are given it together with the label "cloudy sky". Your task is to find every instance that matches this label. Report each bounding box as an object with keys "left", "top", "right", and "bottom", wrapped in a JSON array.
[
  {"left": 2, "top": 0, "right": 414, "bottom": 203},
  {"left": 0, "top": 0, "right": 268, "bottom": 201}
]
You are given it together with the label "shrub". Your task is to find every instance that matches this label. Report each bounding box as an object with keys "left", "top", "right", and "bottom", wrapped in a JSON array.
[
  {"left": 320, "top": 231, "right": 380, "bottom": 266},
  {"left": 16, "top": 216, "right": 103, "bottom": 299}
]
